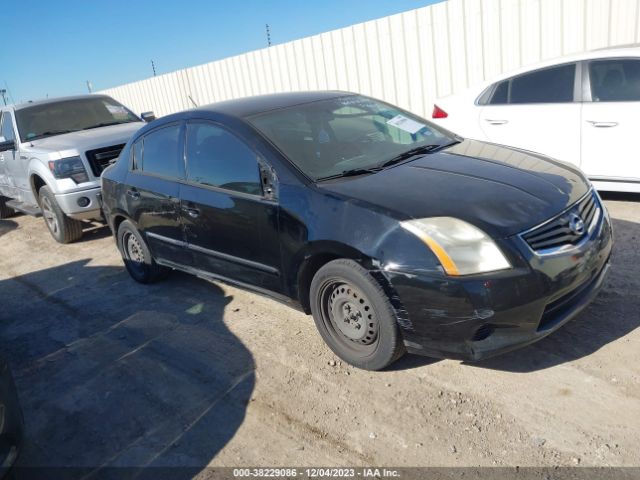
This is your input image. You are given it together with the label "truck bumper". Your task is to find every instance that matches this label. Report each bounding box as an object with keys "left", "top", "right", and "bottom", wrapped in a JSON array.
[{"left": 55, "top": 187, "right": 102, "bottom": 220}]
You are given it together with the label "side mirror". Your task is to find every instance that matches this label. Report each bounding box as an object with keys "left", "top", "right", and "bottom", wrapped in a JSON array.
[
  {"left": 259, "top": 159, "right": 278, "bottom": 201},
  {"left": 141, "top": 111, "right": 156, "bottom": 123},
  {"left": 0, "top": 136, "right": 15, "bottom": 152}
]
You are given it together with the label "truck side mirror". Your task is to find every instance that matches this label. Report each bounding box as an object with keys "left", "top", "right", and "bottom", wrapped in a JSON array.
[
  {"left": 0, "top": 136, "right": 15, "bottom": 152},
  {"left": 141, "top": 111, "right": 156, "bottom": 123}
]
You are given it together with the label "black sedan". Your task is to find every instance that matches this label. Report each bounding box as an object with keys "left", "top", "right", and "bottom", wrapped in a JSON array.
[
  {"left": 0, "top": 357, "right": 23, "bottom": 477},
  {"left": 101, "top": 91, "right": 612, "bottom": 370}
]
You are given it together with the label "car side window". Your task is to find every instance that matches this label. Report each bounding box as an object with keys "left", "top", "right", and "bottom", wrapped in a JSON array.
[
  {"left": 1, "top": 112, "right": 16, "bottom": 142},
  {"left": 488, "top": 64, "right": 576, "bottom": 104},
  {"left": 131, "top": 139, "right": 143, "bottom": 170},
  {"left": 589, "top": 59, "right": 640, "bottom": 102},
  {"left": 139, "top": 124, "right": 184, "bottom": 179},
  {"left": 489, "top": 81, "right": 509, "bottom": 105},
  {"left": 185, "top": 122, "right": 262, "bottom": 196}
]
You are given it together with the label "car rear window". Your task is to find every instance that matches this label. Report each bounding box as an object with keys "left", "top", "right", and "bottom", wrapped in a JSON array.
[
  {"left": 138, "top": 124, "right": 185, "bottom": 180},
  {"left": 487, "top": 63, "right": 576, "bottom": 105}
]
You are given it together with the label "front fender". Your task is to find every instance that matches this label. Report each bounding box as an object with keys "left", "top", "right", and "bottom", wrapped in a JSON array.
[{"left": 27, "top": 157, "right": 57, "bottom": 196}]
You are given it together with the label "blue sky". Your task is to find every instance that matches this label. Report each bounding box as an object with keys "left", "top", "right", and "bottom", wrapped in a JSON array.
[{"left": 2, "top": 0, "right": 438, "bottom": 104}]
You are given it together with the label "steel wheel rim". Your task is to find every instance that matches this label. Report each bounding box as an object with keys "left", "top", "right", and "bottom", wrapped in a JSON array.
[
  {"left": 41, "top": 196, "right": 59, "bottom": 235},
  {"left": 123, "top": 232, "right": 145, "bottom": 274},
  {"left": 319, "top": 279, "right": 379, "bottom": 354}
]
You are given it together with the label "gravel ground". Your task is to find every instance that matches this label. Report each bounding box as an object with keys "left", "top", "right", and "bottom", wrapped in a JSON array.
[{"left": 0, "top": 196, "right": 638, "bottom": 475}]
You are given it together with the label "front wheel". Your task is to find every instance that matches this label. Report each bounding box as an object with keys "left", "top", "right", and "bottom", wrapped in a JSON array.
[
  {"left": 117, "top": 220, "right": 169, "bottom": 284},
  {"left": 310, "top": 259, "right": 405, "bottom": 370},
  {"left": 39, "top": 186, "right": 83, "bottom": 243}
]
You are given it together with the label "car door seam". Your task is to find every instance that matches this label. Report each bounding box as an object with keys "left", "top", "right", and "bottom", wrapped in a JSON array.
[{"left": 146, "top": 231, "right": 279, "bottom": 276}]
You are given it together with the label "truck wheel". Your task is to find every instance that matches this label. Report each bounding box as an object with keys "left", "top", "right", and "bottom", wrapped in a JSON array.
[
  {"left": 309, "top": 259, "right": 406, "bottom": 371},
  {"left": 0, "top": 196, "right": 15, "bottom": 219},
  {"left": 117, "top": 219, "right": 169, "bottom": 284},
  {"left": 39, "top": 186, "right": 83, "bottom": 243}
]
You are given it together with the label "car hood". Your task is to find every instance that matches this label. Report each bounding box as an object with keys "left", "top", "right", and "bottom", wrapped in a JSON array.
[
  {"left": 319, "top": 139, "right": 589, "bottom": 238},
  {"left": 23, "top": 122, "right": 144, "bottom": 156}
]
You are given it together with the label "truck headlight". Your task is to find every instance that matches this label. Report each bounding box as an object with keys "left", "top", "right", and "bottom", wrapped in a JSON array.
[
  {"left": 48, "top": 156, "right": 89, "bottom": 184},
  {"left": 400, "top": 217, "right": 511, "bottom": 276}
]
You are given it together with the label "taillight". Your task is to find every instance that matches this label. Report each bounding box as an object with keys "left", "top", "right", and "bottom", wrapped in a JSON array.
[{"left": 432, "top": 104, "right": 448, "bottom": 119}]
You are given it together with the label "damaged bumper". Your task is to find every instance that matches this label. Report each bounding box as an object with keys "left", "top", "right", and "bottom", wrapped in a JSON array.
[{"left": 382, "top": 207, "right": 613, "bottom": 361}]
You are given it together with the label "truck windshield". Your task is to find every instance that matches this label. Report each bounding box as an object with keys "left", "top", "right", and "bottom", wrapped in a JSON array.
[{"left": 15, "top": 97, "right": 140, "bottom": 142}]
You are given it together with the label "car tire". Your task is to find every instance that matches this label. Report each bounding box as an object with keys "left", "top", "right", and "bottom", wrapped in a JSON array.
[
  {"left": 38, "top": 186, "right": 83, "bottom": 243},
  {"left": 0, "top": 196, "right": 15, "bottom": 219},
  {"left": 117, "top": 219, "right": 169, "bottom": 284},
  {"left": 310, "top": 258, "right": 405, "bottom": 370}
]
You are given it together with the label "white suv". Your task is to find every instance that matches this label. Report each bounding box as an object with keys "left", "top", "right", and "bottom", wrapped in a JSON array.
[{"left": 431, "top": 46, "right": 640, "bottom": 193}]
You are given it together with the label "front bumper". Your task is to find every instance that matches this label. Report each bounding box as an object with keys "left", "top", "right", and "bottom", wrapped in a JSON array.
[
  {"left": 383, "top": 201, "right": 613, "bottom": 361},
  {"left": 55, "top": 187, "right": 102, "bottom": 220}
]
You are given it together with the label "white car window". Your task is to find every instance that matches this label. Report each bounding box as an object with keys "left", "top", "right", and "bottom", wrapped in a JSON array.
[
  {"left": 589, "top": 59, "right": 640, "bottom": 102},
  {"left": 485, "top": 63, "right": 576, "bottom": 105}
]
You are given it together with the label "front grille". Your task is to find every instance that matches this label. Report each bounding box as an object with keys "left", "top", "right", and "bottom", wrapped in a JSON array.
[
  {"left": 85, "top": 144, "right": 125, "bottom": 177},
  {"left": 522, "top": 191, "right": 600, "bottom": 253}
]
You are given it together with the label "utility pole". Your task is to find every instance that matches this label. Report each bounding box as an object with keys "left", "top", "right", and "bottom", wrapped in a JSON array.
[
  {"left": 2, "top": 81, "right": 13, "bottom": 104},
  {"left": 86, "top": 81, "right": 93, "bottom": 93},
  {"left": 151, "top": 60, "right": 157, "bottom": 76},
  {"left": 0, "top": 89, "right": 6, "bottom": 106},
  {"left": 265, "top": 24, "right": 271, "bottom": 47}
]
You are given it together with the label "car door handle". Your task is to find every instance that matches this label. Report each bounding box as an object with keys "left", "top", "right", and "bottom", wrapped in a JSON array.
[
  {"left": 485, "top": 119, "right": 508, "bottom": 125},
  {"left": 126, "top": 189, "right": 140, "bottom": 199},
  {"left": 586, "top": 120, "right": 618, "bottom": 128},
  {"left": 181, "top": 205, "right": 200, "bottom": 218}
]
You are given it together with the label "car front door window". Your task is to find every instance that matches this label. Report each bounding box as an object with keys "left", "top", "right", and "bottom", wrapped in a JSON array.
[
  {"left": 589, "top": 59, "right": 640, "bottom": 102},
  {"left": 185, "top": 122, "right": 261, "bottom": 196},
  {"left": 580, "top": 58, "right": 640, "bottom": 180},
  {"left": 181, "top": 121, "right": 280, "bottom": 290}
]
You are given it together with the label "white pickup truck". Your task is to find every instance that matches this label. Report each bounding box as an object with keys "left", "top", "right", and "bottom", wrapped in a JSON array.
[{"left": 0, "top": 94, "right": 151, "bottom": 243}]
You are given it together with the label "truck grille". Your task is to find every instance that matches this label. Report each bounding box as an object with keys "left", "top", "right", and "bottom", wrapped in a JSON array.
[
  {"left": 522, "top": 191, "right": 600, "bottom": 253},
  {"left": 85, "top": 144, "right": 125, "bottom": 177}
]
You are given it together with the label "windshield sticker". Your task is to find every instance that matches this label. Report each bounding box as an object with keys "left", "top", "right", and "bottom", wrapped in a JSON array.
[
  {"left": 386, "top": 115, "right": 426, "bottom": 135},
  {"left": 105, "top": 104, "right": 127, "bottom": 115}
]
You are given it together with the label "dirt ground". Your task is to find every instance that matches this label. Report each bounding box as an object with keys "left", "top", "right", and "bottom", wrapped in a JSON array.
[{"left": 0, "top": 195, "right": 638, "bottom": 475}]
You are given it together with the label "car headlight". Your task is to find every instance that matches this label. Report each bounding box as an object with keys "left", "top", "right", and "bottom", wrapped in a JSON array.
[
  {"left": 48, "top": 156, "right": 89, "bottom": 184},
  {"left": 400, "top": 217, "right": 511, "bottom": 276}
]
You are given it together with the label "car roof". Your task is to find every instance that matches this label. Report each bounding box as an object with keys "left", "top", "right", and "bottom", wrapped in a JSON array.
[
  {"left": 192, "top": 91, "right": 354, "bottom": 118},
  {"left": 11, "top": 94, "right": 112, "bottom": 111}
]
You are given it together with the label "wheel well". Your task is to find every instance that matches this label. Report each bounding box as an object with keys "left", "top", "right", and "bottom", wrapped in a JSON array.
[
  {"left": 30, "top": 175, "right": 46, "bottom": 204},
  {"left": 112, "top": 215, "right": 127, "bottom": 237},
  {"left": 297, "top": 253, "right": 342, "bottom": 314}
]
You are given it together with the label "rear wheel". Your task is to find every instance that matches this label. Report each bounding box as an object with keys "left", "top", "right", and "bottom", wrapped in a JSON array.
[
  {"left": 39, "top": 186, "right": 83, "bottom": 243},
  {"left": 0, "top": 196, "right": 15, "bottom": 219},
  {"left": 117, "top": 219, "right": 169, "bottom": 283},
  {"left": 310, "top": 259, "right": 405, "bottom": 370}
]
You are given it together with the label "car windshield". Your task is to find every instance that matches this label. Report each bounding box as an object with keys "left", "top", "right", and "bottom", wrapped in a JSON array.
[
  {"left": 249, "top": 95, "right": 453, "bottom": 181},
  {"left": 15, "top": 97, "right": 140, "bottom": 142}
]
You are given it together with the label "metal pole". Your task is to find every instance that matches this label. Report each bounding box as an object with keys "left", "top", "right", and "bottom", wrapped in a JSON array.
[
  {"left": 266, "top": 24, "right": 271, "bottom": 47},
  {"left": 86, "top": 81, "right": 93, "bottom": 93},
  {"left": 0, "top": 89, "right": 6, "bottom": 106},
  {"left": 151, "top": 60, "right": 157, "bottom": 76}
]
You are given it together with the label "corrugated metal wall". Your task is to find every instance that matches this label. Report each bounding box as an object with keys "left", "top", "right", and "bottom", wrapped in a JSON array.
[{"left": 100, "top": 0, "right": 640, "bottom": 118}]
